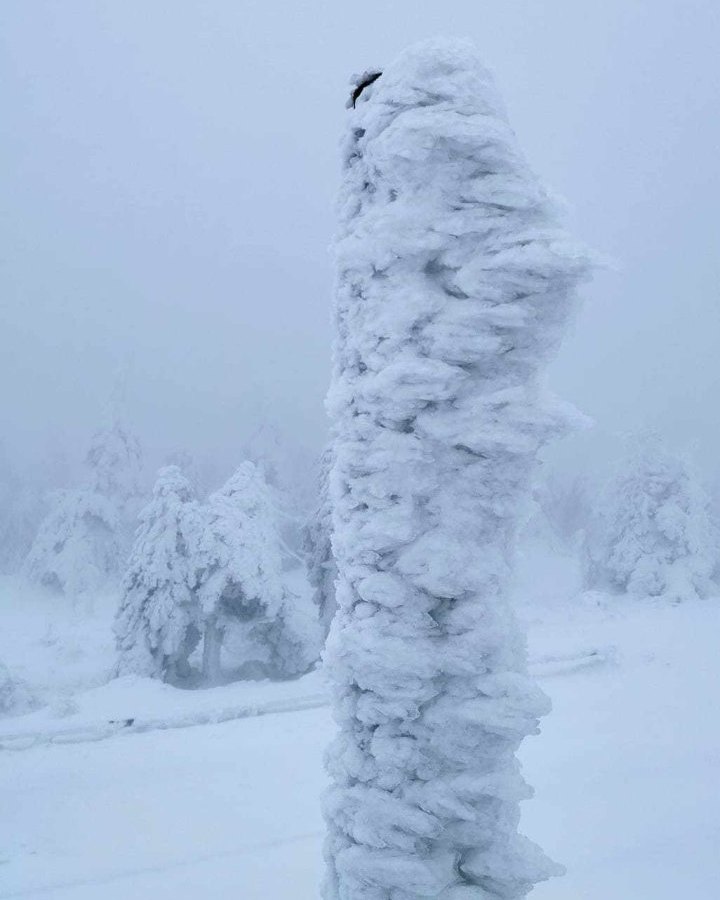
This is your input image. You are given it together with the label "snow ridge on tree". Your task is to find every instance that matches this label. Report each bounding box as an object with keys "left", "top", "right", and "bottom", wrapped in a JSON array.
[
  {"left": 585, "top": 437, "right": 716, "bottom": 602},
  {"left": 115, "top": 466, "right": 204, "bottom": 682},
  {"left": 324, "top": 38, "right": 591, "bottom": 900}
]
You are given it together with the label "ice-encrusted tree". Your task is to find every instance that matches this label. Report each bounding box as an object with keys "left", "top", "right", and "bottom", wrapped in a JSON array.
[
  {"left": 115, "top": 467, "right": 204, "bottom": 682},
  {"left": 324, "top": 39, "right": 591, "bottom": 900},
  {"left": 198, "top": 462, "right": 320, "bottom": 682},
  {"left": 539, "top": 471, "right": 591, "bottom": 551},
  {"left": 85, "top": 413, "right": 144, "bottom": 560},
  {"left": 88, "top": 364, "right": 143, "bottom": 507},
  {"left": 0, "top": 660, "right": 15, "bottom": 715},
  {"left": 86, "top": 418, "right": 143, "bottom": 510},
  {"left": 0, "top": 474, "right": 48, "bottom": 576},
  {"left": 303, "top": 447, "right": 338, "bottom": 637},
  {"left": 585, "top": 437, "right": 715, "bottom": 601},
  {"left": 23, "top": 488, "right": 120, "bottom": 597},
  {"left": 23, "top": 394, "right": 144, "bottom": 598}
]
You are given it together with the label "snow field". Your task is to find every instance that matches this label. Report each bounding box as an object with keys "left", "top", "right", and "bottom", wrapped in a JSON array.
[{"left": 2, "top": 593, "right": 718, "bottom": 899}]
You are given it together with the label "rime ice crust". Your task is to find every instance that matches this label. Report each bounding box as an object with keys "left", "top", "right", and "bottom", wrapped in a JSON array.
[{"left": 324, "top": 39, "right": 591, "bottom": 899}]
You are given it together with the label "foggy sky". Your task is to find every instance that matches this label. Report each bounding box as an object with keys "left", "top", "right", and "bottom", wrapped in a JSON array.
[{"left": 2, "top": 1, "right": 719, "bottom": 483}]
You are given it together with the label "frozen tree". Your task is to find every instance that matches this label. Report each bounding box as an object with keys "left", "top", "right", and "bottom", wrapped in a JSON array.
[
  {"left": 164, "top": 449, "right": 205, "bottom": 497},
  {"left": 23, "top": 488, "right": 120, "bottom": 597},
  {"left": 0, "top": 477, "right": 47, "bottom": 575},
  {"left": 0, "top": 661, "right": 15, "bottom": 715},
  {"left": 22, "top": 438, "right": 140, "bottom": 601},
  {"left": 198, "top": 462, "right": 320, "bottom": 683},
  {"left": 585, "top": 437, "right": 715, "bottom": 602},
  {"left": 324, "top": 39, "right": 590, "bottom": 900},
  {"left": 84, "top": 368, "right": 145, "bottom": 563},
  {"left": 115, "top": 467, "right": 204, "bottom": 682},
  {"left": 540, "top": 471, "right": 592, "bottom": 550},
  {"left": 85, "top": 418, "right": 143, "bottom": 509},
  {"left": 22, "top": 384, "right": 144, "bottom": 598},
  {"left": 303, "top": 447, "right": 338, "bottom": 637},
  {"left": 243, "top": 418, "right": 318, "bottom": 553},
  {"left": 0, "top": 660, "right": 34, "bottom": 717},
  {"left": 0, "top": 446, "right": 70, "bottom": 575},
  {"left": 87, "top": 363, "right": 143, "bottom": 508}
]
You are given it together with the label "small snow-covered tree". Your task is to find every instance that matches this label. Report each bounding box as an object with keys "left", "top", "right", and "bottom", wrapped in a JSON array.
[
  {"left": 324, "top": 39, "right": 590, "bottom": 900},
  {"left": 243, "top": 419, "right": 318, "bottom": 558},
  {"left": 115, "top": 467, "right": 203, "bottom": 682},
  {"left": 23, "top": 393, "right": 144, "bottom": 597},
  {"left": 585, "top": 437, "right": 715, "bottom": 601},
  {"left": 0, "top": 660, "right": 33, "bottom": 717},
  {"left": 0, "top": 446, "right": 70, "bottom": 575},
  {"left": 0, "top": 661, "right": 15, "bottom": 715},
  {"left": 23, "top": 488, "right": 120, "bottom": 597},
  {"left": 87, "top": 364, "right": 144, "bottom": 510},
  {"left": 303, "top": 447, "right": 337, "bottom": 637},
  {"left": 86, "top": 419, "right": 143, "bottom": 508},
  {"left": 164, "top": 449, "right": 204, "bottom": 497},
  {"left": 0, "top": 477, "right": 47, "bottom": 575},
  {"left": 198, "top": 462, "right": 320, "bottom": 683},
  {"left": 540, "top": 471, "right": 592, "bottom": 550}
]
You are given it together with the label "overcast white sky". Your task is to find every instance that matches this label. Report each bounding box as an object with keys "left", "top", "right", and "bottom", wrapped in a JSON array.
[{"left": 1, "top": 1, "right": 718, "bottom": 481}]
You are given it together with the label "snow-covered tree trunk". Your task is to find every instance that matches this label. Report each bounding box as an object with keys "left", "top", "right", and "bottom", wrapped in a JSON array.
[
  {"left": 303, "top": 447, "right": 338, "bottom": 638},
  {"left": 324, "top": 39, "right": 591, "bottom": 900},
  {"left": 201, "top": 614, "right": 225, "bottom": 685}
]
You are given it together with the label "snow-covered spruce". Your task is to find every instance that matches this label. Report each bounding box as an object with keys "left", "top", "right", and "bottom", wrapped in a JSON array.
[
  {"left": 198, "top": 462, "right": 320, "bottom": 682},
  {"left": 115, "top": 467, "right": 204, "bottom": 682},
  {"left": 23, "top": 488, "right": 121, "bottom": 598},
  {"left": 303, "top": 447, "right": 338, "bottom": 638},
  {"left": 85, "top": 414, "right": 144, "bottom": 557},
  {"left": 22, "top": 405, "right": 144, "bottom": 599},
  {"left": 86, "top": 418, "right": 143, "bottom": 512},
  {"left": 0, "top": 464, "right": 48, "bottom": 575},
  {"left": 324, "top": 39, "right": 591, "bottom": 900},
  {"left": 584, "top": 436, "right": 716, "bottom": 602}
]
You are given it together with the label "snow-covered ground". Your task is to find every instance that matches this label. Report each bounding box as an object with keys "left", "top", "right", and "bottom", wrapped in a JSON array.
[
  {"left": 1, "top": 557, "right": 719, "bottom": 898},
  {"left": 0, "top": 577, "right": 118, "bottom": 716}
]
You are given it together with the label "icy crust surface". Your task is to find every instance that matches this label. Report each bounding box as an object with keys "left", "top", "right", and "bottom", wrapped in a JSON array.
[{"left": 325, "top": 39, "right": 591, "bottom": 900}]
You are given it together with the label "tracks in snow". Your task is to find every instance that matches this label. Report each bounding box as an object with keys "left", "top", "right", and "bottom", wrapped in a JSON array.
[
  {"left": 0, "top": 647, "right": 614, "bottom": 752},
  {"left": 0, "top": 693, "right": 327, "bottom": 752}
]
